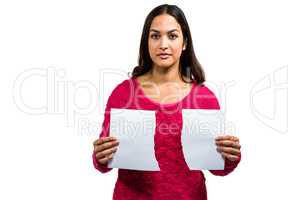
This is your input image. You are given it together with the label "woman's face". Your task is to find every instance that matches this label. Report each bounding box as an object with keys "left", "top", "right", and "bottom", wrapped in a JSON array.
[{"left": 148, "top": 14, "right": 185, "bottom": 69}]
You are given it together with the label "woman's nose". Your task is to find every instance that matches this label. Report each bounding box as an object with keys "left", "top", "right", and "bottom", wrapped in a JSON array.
[
  {"left": 160, "top": 46, "right": 168, "bottom": 51},
  {"left": 159, "top": 37, "right": 168, "bottom": 50}
]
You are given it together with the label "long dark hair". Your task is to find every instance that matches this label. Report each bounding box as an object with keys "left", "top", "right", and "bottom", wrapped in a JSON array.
[{"left": 129, "top": 4, "right": 205, "bottom": 85}]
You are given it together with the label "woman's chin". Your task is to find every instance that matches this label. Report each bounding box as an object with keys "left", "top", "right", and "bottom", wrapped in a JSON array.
[{"left": 154, "top": 61, "right": 176, "bottom": 68}]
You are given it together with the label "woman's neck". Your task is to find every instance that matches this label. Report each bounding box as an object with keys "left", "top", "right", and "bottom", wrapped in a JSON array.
[{"left": 148, "top": 64, "right": 183, "bottom": 85}]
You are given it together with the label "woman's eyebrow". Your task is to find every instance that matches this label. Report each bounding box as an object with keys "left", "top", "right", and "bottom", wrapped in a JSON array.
[{"left": 150, "top": 29, "right": 179, "bottom": 33}]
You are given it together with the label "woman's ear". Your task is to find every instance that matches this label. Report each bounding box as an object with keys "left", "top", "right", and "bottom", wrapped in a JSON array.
[{"left": 183, "top": 40, "right": 187, "bottom": 50}]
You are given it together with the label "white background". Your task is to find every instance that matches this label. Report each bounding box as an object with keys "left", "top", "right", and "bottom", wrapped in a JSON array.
[{"left": 0, "top": 0, "right": 299, "bottom": 199}]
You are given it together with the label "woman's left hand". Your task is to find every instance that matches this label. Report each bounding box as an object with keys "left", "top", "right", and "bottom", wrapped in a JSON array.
[{"left": 215, "top": 135, "right": 241, "bottom": 162}]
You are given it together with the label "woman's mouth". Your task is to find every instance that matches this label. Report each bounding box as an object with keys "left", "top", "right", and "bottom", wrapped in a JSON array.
[{"left": 158, "top": 53, "right": 171, "bottom": 59}]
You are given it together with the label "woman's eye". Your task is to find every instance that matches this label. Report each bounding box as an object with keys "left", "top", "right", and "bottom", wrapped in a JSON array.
[
  {"left": 150, "top": 34, "right": 160, "bottom": 39},
  {"left": 169, "top": 34, "right": 178, "bottom": 40}
]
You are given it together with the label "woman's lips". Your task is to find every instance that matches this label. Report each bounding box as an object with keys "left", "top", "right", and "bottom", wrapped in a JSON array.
[{"left": 158, "top": 53, "right": 171, "bottom": 59}]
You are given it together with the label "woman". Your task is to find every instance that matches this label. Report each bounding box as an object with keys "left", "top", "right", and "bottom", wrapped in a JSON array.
[{"left": 93, "top": 4, "right": 241, "bottom": 200}]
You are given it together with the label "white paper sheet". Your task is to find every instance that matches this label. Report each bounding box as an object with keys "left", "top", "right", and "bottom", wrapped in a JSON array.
[
  {"left": 181, "top": 109, "right": 225, "bottom": 170},
  {"left": 108, "top": 108, "right": 160, "bottom": 171}
]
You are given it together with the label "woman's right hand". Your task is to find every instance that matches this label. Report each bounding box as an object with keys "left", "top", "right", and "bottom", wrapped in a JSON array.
[{"left": 93, "top": 136, "right": 119, "bottom": 165}]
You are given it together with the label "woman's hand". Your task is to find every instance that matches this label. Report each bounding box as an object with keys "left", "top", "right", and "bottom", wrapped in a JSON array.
[
  {"left": 93, "top": 136, "right": 119, "bottom": 165},
  {"left": 215, "top": 135, "right": 241, "bottom": 162}
]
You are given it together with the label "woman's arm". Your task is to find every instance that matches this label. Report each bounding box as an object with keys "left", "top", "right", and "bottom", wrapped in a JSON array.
[
  {"left": 199, "top": 85, "right": 242, "bottom": 176},
  {"left": 92, "top": 100, "right": 114, "bottom": 173},
  {"left": 92, "top": 80, "right": 127, "bottom": 173},
  {"left": 209, "top": 149, "right": 241, "bottom": 176}
]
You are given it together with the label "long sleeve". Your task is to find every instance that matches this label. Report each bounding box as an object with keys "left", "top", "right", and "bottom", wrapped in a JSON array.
[
  {"left": 200, "top": 85, "right": 242, "bottom": 176},
  {"left": 209, "top": 153, "right": 241, "bottom": 176},
  {"left": 92, "top": 82, "right": 125, "bottom": 173},
  {"left": 92, "top": 78, "right": 242, "bottom": 199},
  {"left": 92, "top": 97, "right": 113, "bottom": 173}
]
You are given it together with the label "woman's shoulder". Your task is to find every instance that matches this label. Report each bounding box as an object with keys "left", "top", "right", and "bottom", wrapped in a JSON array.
[
  {"left": 192, "top": 82, "right": 220, "bottom": 109},
  {"left": 194, "top": 82, "right": 217, "bottom": 97},
  {"left": 106, "top": 78, "right": 135, "bottom": 104},
  {"left": 114, "top": 77, "right": 136, "bottom": 93}
]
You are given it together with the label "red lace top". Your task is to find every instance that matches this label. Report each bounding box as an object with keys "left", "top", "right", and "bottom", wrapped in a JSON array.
[{"left": 92, "top": 77, "right": 241, "bottom": 200}]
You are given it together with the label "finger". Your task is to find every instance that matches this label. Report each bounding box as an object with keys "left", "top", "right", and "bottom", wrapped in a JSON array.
[
  {"left": 215, "top": 135, "right": 232, "bottom": 141},
  {"left": 98, "top": 153, "right": 114, "bottom": 165},
  {"left": 95, "top": 146, "right": 118, "bottom": 160},
  {"left": 215, "top": 140, "right": 241, "bottom": 149},
  {"left": 94, "top": 137, "right": 117, "bottom": 146},
  {"left": 93, "top": 136, "right": 117, "bottom": 146},
  {"left": 217, "top": 146, "right": 241, "bottom": 155},
  {"left": 217, "top": 146, "right": 240, "bottom": 156},
  {"left": 215, "top": 135, "right": 238, "bottom": 141},
  {"left": 94, "top": 140, "right": 118, "bottom": 153},
  {"left": 94, "top": 140, "right": 119, "bottom": 153},
  {"left": 215, "top": 135, "right": 239, "bottom": 142},
  {"left": 220, "top": 152, "right": 239, "bottom": 162}
]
